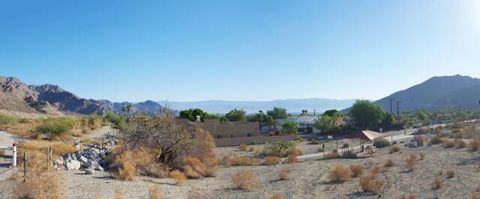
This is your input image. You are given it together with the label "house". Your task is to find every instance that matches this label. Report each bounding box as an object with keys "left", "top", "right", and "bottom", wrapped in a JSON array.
[
  {"left": 196, "top": 120, "right": 260, "bottom": 139},
  {"left": 277, "top": 116, "right": 321, "bottom": 134}
]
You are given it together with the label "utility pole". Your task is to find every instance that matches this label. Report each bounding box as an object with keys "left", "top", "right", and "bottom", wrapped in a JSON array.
[
  {"left": 389, "top": 98, "right": 393, "bottom": 114},
  {"left": 396, "top": 101, "right": 400, "bottom": 118}
]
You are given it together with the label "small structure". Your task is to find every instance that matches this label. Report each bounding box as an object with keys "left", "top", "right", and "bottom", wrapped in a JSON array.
[{"left": 345, "top": 130, "right": 386, "bottom": 141}]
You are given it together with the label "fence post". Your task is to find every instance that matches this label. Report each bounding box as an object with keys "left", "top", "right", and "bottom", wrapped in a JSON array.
[
  {"left": 23, "top": 152, "right": 27, "bottom": 182},
  {"left": 12, "top": 143, "right": 17, "bottom": 167}
]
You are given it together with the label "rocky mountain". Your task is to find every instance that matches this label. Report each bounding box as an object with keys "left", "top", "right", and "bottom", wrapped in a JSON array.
[
  {"left": 98, "top": 100, "right": 173, "bottom": 115},
  {"left": 0, "top": 77, "right": 107, "bottom": 115},
  {"left": 376, "top": 75, "right": 480, "bottom": 112},
  {"left": 160, "top": 98, "right": 356, "bottom": 114}
]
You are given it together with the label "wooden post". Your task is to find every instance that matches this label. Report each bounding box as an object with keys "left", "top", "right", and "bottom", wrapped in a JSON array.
[{"left": 23, "top": 152, "right": 28, "bottom": 182}]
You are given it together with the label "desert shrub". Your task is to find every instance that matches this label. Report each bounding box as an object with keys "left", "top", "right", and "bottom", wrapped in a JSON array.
[
  {"left": 384, "top": 159, "right": 395, "bottom": 167},
  {"left": 225, "top": 155, "right": 259, "bottom": 166},
  {"left": 287, "top": 148, "right": 303, "bottom": 156},
  {"left": 263, "top": 156, "right": 281, "bottom": 165},
  {"left": 369, "top": 165, "right": 384, "bottom": 176},
  {"left": 328, "top": 165, "right": 352, "bottom": 183},
  {"left": 239, "top": 143, "right": 248, "bottom": 151},
  {"left": 0, "top": 113, "right": 17, "bottom": 125},
  {"left": 455, "top": 139, "right": 466, "bottom": 148},
  {"left": 324, "top": 149, "right": 340, "bottom": 159},
  {"left": 342, "top": 150, "right": 357, "bottom": 159},
  {"left": 15, "top": 171, "right": 61, "bottom": 199},
  {"left": 469, "top": 138, "right": 480, "bottom": 152},
  {"left": 283, "top": 154, "right": 298, "bottom": 164},
  {"left": 350, "top": 164, "right": 364, "bottom": 178},
  {"left": 389, "top": 146, "right": 401, "bottom": 153},
  {"left": 113, "top": 162, "right": 136, "bottom": 181},
  {"left": 138, "top": 164, "right": 170, "bottom": 178},
  {"left": 419, "top": 153, "right": 425, "bottom": 160},
  {"left": 430, "top": 136, "right": 443, "bottom": 145},
  {"left": 405, "top": 155, "right": 417, "bottom": 171},
  {"left": 182, "top": 156, "right": 207, "bottom": 179},
  {"left": 104, "top": 112, "right": 125, "bottom": 130},
  {"left": 263, "top": 141, "right": 297, "bottom": 157},
  {"left": 373, "top": 139, "right": 390, "bottom": 148},
  {"left": 170, "top": 170, "right": 186, "bottom": 186},
  {"left": 432, "top": 176, "right": 443, "bottom": 189},
  {"left": 359, "top": 174, "right": 384, "bottom": 193},
  {"left": 149, "top": 185, "right": 162, "bottom": 199},
  {"left": 443, "top": 139, "right": 455, "bottom": 148},
  {"left": 232, "top": 170, "right": 258, "bottom": 190},
  {"left": 446, "top": 170, "right": 455, "bottom": 178},
  {"left": 277, "top": 168, "right": 290, "bottom": 181},
  {"left": 248, "top": 147, "right": 255, "bottom": 152},
  {"left": 52, "top": 143, "right": 78, "bottom": 156},
  {"left": 271, "top": 192, "right": 284, "bottom": 199},
  {"left": 36, "top": 117, "right": 75, "bottom": 139}
]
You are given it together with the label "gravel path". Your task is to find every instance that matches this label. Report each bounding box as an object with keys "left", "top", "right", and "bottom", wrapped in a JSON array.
[{"left": 85, "top": 126, "right": 117, "bottom": 139}]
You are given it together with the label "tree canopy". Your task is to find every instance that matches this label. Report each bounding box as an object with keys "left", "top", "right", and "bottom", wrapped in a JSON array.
[
  {"left": 282, "top": 122, "right": 298, "bottom": 135},
  {"left": 267, "top": 107, "right": 288, "bottom": 119},
  {"left": 247, "top": 111, "right": 275, "bottom": 125},
  {"left": 179, "top": 108, "right": 209, "bottom": 122},
  {"left": 225, "top": 109, "right": 247, "bottom": 122},
  {"left": 349, "top": 100, "right": 386, "bottom": 130},
  {"left": 314, "top": 112, "right": 343, "bottom": 134}
]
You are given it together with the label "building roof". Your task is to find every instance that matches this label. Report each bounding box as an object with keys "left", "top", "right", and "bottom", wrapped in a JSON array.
[{"left": 345, "top": 130, "right": 387, "bottom": 141}]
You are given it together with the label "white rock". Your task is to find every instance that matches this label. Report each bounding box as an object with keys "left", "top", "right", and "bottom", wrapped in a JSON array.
[{"left": 66, "top": 160, "right": 81, "bottom": 170}]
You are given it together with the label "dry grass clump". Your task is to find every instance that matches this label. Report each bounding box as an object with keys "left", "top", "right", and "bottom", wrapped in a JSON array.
[
  {"left": 271, "top": 192, "right": 284, "bottom": 199},
  {"left": 264, "top": 156, "right": 282, "bottom": 165},
  {"left": 446, "top": 170, "right": 455, "bottom": 178},
  {"left": 350, "top": 164, "right": 364, "bottom": 178},
  {"left": 328, "top": 165, "right": 352, "bottom": 183},
  {"left": 149, "top": 185, "right": 162, "bottom": 199},
  {"left": 224, "top": 155, "right": 260, "bottom": 166},
  {"left": 239, "top": 143, "right": 248, "bottom": 151},
  {"left": 182, "top": 156, "right": 207, "bottom": 179},
  {"left": 248, "top": 147, "right": 255, "bottom": 152},
  {"left": 443, "top": 139, "right": 455, "bottom": 148},
  {"left": 283, "top": 154, "right": 298, "bottom": 164},
  {"left": 455, "top": 139, "right": 466, "bottom": 148},
  {"left": 232, "top": 170, "right": 258, "bottom": 190},
  {"left": 389, "top": 145, "right": 401, "bottom": 153},
  {"left": 405, "top": 154, "right": 417, "bottom": 171},
  {"left": 359, "top": 174, "right": 384, "bottom": 193},
  {"left": 384, "top": 159, "right": 395, "bottom": 167},
  {"left": 113, "top": 161, "right": 136, "bottom": 181},
  {"left": 419, "top": 153, "right": 425, "bottom": 160},
  {"left": 469, "top": 138, "right": 480, "bottom": 152},
  {"left": 432, "top": 175, "right": 443, "bottom": 189},
  {"left": 169, "top": 170, "right": 186, "bottom": 186},
  {"left": 324, "top": 149, "right": 340, "bottom": 159},
  {"left": 430, "top": 136, "right": 443, "bottom": 145},
  {"left": 277, "top": 168, "right": 290, "bottom": 181},
  {"left": 52, "top": 143, "right": 78, "bottom": 156},
  {"left": 287, "top": 148, "right": 303, "bottom": 156}
]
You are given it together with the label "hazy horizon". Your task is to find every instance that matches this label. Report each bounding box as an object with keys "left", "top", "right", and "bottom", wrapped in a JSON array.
[{"left": 2, "top": 1, "right": 480, "bottom": 102}]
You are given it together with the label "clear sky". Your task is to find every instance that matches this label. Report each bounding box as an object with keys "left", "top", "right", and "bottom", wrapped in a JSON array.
[{"left": 1, "top": 0, "right": 480, "bottom": 102}]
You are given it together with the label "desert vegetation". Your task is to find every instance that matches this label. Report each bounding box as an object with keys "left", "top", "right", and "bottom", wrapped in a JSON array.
[{"left": 232, "top": 170, "right": 258, "bottom": 190}]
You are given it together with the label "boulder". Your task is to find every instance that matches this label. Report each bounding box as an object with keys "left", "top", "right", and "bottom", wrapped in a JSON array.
[
  {"left": 84, "top": 167, "right": 95, "bottom": 175},
  {"left": 95, "top": 165, "right": 104, "bottom": 171},
  {"left": 66, "top": 160, "right": 81, "bottom": 170}
]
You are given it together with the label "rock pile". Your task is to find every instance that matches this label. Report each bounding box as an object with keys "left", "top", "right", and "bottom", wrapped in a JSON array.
[{"left": 53, "top": 143, "right": 112, "bottom": 174}]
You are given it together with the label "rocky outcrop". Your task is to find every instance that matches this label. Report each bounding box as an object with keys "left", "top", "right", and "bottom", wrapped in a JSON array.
[{"left": 53, "top": 142, "right": 116, "bottom": 173}]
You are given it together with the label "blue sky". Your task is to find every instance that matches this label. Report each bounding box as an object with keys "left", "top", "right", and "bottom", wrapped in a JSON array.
[{"left": 1, "top": 0, "right": 480, "bottom": 102}]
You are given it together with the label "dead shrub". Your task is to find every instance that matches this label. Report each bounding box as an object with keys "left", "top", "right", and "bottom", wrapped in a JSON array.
[
  {"left": 113, "top": 161, "right": 136, "bottom": 181},
  {"left": 239, "top": 143, "right": 248, "bottom": 151},
  {"left": 283, "top": 154, "right": 298, "bottom": 164},
  {"left": 443, "top": 139, "right": 455, "bottom": 148},
  {"left": 419, "top": 153, "right": 425, "bottom": 160},
  {"left": 182, "top": 156, "right": 207, "bottom": 179},
  {"left": 328, "top": 165, "right": 352, "bottom": 183},
  {"left": 169, "top": 170, "right": 186, "bottom": 186},
  {"left": 369, "top": 165, "right": 384, "bottom": 176},
  {"left": 389, "top": 146, "right": 401, "bottom": 153},
  {"left": 324, "top": 149, "right": 340, "bottom": 159},
  {"left": 359, "top": 174, "right": 384, "bottom": 193},
  {"left": 384, "top": 159, "right": 395, "bottom": 167},
  {"left": 287, "top": 148, "right": 303, "bottom": 156},
  {"left": 277, "top": 168, "right": 290, "bottom": 181},
  {"left": 227, "top": 155, "right": 260, "bottom": 166},
  {"left": 432, "top": 175, "right": 443, "bottom": 189},
  {"left": 149, "top": 185, "right": 162, "bottom": 199},
  {"left": 430, "top": 136, "right": 443, "bottom": 145},
  {"left": 446, "top": 170, "right": 455, "bottom": 178},
  {"left": 469, "top": 138, "right": 480, "bottom": 152},
  {"left": 232, "top": 170, "right": 258, "bottom": 190},
  {"left": 271, "top": 192, "right": 284, "bottom": 199},
  {"left": 264, "top": 156, "right": 281, "bottom": 165},
  {"left": 455, "top": 139, "right": 466, "bottom": 148},
  {"left": 248, "top": 147, "right": 255, "bottom": 152},
  {"left": 52, "top": 143, "right": 78, "bottom": 156},
  {"left": 350, "top": 164, "right": 364, "bottom": 178},
  {"left": 405, "top": 155, "right": 417, "bottom": 171},
  {"left": 138, "top": 163, "right": 170, "bottom": 178}
]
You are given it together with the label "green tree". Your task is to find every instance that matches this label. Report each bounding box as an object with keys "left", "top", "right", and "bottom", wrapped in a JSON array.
[
  {"left": 314, "top": 112, "right": 343, "bottom": 134},
  {"left": 122, "top": 103, "right": 133, "bottom": 115},
  {"left": 322, "top": 109, "right": 338, "bottom": 117},
  {"left": 300, "top": 109, "right": 308, "bottom": 116},
  {"left": 267, "top": 107, "right": 288, "bottom": 119},
  {"left": 247, "top": 111, "right": 275, "bottom": 125},
  {"left": 225, "top": 109, "right": 247, "bottom": 121},
  {"left": 282, "top": 122, "right": 298, "bottom": 135},
  {"left": 416, "top": 111, "right": 429, "bottom": 124},
  {"left": 179, "top": 108, "right": 208, "bottom": 122},
  {"left": 349, "top": 100, "right": 386, "bottom": 130}
]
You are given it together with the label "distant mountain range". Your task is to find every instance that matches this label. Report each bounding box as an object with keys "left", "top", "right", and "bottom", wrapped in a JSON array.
[
  {"left": 375, "top": 75, "right": 480, "bottom": 112},
  {"left": 1, "top": 75, "right": 479, "bottom": 116}
]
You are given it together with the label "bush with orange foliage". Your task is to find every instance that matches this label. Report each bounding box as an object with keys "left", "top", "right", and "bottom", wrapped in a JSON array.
[
  {"left": 232, "top": 170, "right": 258, "bottom": 190},
  {"left": 350, "top": 164, "right": 364, "bottom": 178},
  {"left": 271, "top": 192, "right": 284, "bottom": 199},
  {"left": 277, "top": 168, "right": 290, "bottom": 181},
  {"left": 359, "top": 174, "right": 384, "bottom": 193},
  {"left": 405, "top": 154, "right": 417, "bottom": 171},
  {"left": 170, "top": 170, "right": 186, "bottom": 186},
  {"left": 443, "top": 139, "right": 455, "bottom": 148},
  {"left": 283, "top": 154, "right": 298, "bottom": 164},
  {"left": 223, "top": 155, "right": 259, "bottom": 166},
  {"left": 328, "top": 165, "right": 352, "bottom": 183},
  {"left": 113, "top": 162, "right": 136, "bottom": 181},
  {"left": 264, "top": 156, "right": 281, "bottom": 165},
  {"left": 469, "top": 138, "right": 480, "bottom": 152},
  {"left": 182, "top": 156, "right": 207, "bottom": 179},
  {"left": 432, "top": 175, "right": 443, "bottom": 189}
]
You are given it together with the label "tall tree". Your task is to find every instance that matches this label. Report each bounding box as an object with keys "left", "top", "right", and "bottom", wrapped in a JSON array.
[
  {"left": 247, "top": 111, "right": 275, "bottom": 125},
  {"left": 349, "top": 100, "right": 386, "bottom": 130},
  {"left": 314, "top": 112, "right": 343, "bottom": 134},
  {"left": 267, "top": 107, "right": 288, "bottom": 119},
  {"left": 282, "top": 122, "right": 298, "bottom": 135},
  {"left": 225, "top": 109, "right": 247, "bottom": 122},
  {"left": 179, "top": 108, "right": 208, "bottom": 122}
]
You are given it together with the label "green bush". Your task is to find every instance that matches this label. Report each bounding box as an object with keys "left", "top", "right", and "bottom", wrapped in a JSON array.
[
  {"left": 104, "top": 112, "right": 125, "bottom": 129},
  {"left": 36, "top": 118, "right": 75, "bottom": 139},
  {"left": 373, "top": 139, "right": 390, "bottom": 148},
  {"left": 0, "top": 113, "right": 17, "bottom": 125},
  {"left": 263, "top": 141, "right": 297, "bottom": 157}
]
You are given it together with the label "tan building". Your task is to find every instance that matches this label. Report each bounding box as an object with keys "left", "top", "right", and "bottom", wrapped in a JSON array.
[{"left": 196, "top": 120, "right": 260, "bottom": 139}]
